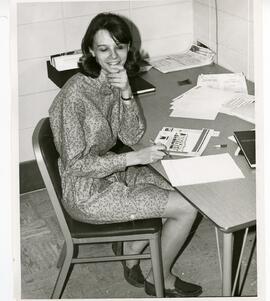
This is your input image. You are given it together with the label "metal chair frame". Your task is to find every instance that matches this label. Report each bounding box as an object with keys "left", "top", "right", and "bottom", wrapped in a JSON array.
[{"left": 32, "top": 117, "right": 164, "bottom": 298}]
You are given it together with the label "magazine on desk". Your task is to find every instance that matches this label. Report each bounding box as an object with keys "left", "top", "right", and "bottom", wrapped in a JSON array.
[{"left": 154, "top": 127, "right": 214, "bottom": 156}]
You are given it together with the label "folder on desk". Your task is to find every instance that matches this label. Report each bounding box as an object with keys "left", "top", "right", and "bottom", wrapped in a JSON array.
[
  {"left": 129, "top": 76, "right": 156, "bottom": 95},
  {"left": 233, "top": 130, "right": 256, "bottom": 168}
]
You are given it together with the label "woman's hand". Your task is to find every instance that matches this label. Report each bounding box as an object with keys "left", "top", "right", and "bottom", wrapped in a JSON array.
[
  {"left": 126, "top": 144, "right": 167, "bottom": 166},
  {"left": 107, "top": 65, "right": 132, "bottom": 99}
]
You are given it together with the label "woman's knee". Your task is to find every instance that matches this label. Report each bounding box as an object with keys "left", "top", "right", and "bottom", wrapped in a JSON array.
[
  {"left": 185, "top": 203, "right": 198, "bottom": 221},
  {"left": 163, "top": 191, "right": 197, "bottom": 219}
]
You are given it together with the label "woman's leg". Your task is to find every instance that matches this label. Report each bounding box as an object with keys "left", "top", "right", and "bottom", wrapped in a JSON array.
[
  {"left": 147, "top": 191, "right": 197, "bottom": 288},
  {"left": 124, "top": 190, "right": 197, "bottom": 288}
]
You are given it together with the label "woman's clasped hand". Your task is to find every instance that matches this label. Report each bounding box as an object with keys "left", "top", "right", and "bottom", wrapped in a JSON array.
[{"left": 106, "top": 64, "right": 130, "bottom": 92}]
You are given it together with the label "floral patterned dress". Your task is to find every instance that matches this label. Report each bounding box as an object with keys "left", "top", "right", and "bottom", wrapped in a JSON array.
[{"left": 49, "top": 71, "right": 173, "bottom": 224}]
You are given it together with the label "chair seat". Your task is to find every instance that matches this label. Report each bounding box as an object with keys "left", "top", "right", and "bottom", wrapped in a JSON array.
[{"left": 67, "top": 217, "right": 162, "bottom": 239}]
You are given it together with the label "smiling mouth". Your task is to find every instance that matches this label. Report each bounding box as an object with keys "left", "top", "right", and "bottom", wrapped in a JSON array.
[{"left": 107, "top": 61, "right": 121, "bottom": 66}]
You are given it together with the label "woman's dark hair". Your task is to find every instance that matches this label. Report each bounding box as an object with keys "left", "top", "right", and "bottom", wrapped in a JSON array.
[{"left": 79, "top": 13, "right": 140, "bottom": 78}]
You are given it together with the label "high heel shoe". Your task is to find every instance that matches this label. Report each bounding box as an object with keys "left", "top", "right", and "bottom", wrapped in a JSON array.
[
  {"left": 112, "top": 242, "right": 145, "bottom": 288},
  {"left": 144, "top": 276, "right": 202, "bottom": 297}
]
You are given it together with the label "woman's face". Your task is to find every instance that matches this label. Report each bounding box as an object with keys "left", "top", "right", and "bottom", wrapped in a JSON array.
[{"left": 90, "top": 29, "right": 129, "bottom": 73}]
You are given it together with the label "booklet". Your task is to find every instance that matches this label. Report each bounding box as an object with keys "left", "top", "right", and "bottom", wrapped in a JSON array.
[{"left": 154, "top": 127, "right": 214, "bottom": 156}]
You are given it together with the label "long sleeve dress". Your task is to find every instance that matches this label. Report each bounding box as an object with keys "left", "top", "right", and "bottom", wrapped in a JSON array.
[{"left": 49, "top": 71, "right": 174, "bottom": 224}]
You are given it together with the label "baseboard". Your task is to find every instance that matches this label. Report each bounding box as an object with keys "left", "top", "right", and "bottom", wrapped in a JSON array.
[{"left": 20, "top": 160, "right": 45, "bottom": 194}]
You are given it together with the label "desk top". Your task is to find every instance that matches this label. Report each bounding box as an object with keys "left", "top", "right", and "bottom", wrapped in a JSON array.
[{"left": 133, "top": 64, "right": 255, "bottom": 233}]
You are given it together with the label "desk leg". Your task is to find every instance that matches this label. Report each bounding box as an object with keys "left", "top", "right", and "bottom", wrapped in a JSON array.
[{"left": 222, "top": 232, "right": 233, "bottom": 296}]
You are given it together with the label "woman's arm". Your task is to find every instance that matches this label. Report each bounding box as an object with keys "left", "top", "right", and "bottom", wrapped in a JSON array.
[
  {"left": 50, "top": 93, "right": 128, "bottom": 178},
  {"left": 118, "top": 99, "right": 145, "bottom": 145}
]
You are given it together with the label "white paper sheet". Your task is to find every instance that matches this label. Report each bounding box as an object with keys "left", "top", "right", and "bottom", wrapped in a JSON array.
[{"left": 161, "top": 153, "right": 244, "bottom": 186}]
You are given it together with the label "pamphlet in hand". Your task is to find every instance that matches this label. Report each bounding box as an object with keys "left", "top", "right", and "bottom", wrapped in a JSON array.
[{"left": 154, "top": 127, "right": 214, "bottom": 156}]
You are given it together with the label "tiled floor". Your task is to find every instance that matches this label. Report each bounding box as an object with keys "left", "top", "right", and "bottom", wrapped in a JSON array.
[{"left": 20, "top": 189, "right": 257, "bottom": 299}]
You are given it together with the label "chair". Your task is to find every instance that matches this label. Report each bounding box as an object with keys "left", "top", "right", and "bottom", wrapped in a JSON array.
[{"left": 32, "top": 117, "right": 164, "bottom": 299}]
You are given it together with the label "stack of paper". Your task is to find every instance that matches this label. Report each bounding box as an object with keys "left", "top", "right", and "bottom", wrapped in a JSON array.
[
  {"left": 170, "top": 72, "right": 254, "bottom": 122},
  {"left": 170, "top": 86, "right": 235, "bottom": 120},
  {"left": 196, "top": 72, "right": 255, "bottom": 123},
  {"left": 161, "top": 153, "right": 244, "bottom": 187}
]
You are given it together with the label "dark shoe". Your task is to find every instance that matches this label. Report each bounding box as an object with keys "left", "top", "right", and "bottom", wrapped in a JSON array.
[
  {"left": 112, "top": 242, "right": 145, "bottom": 288},
  {"left": 144, "top": 277, "right": 202, "bottom": 297}
]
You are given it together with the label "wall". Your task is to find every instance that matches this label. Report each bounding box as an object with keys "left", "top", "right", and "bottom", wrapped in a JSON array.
[
  {"left": 17, "top": 0, "right": 193, "bottom": 163},
  {"left": 193, "top": 0, "right": 254, "bottom": 81},
  {"left": 18, "top": 0, "right": 255, "bottom": 164}
]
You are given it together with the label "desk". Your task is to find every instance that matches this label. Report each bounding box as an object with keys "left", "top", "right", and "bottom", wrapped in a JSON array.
[
  {"left": 132, "top": 65, "right": 256, "bottom": 297},
  {"left": 47, "top": 62, "right": 256, "bottom": 296}
]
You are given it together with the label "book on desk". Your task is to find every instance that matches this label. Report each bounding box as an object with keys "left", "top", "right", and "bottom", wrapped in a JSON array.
[
  {"left": 234, "top": 130, "right": 256, "bottom": 168},
  {"left": 46, "top": 60, "right": 155, "bottom": 95}
]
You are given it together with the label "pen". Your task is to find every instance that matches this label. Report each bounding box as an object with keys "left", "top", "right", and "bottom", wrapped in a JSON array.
[{"left": 213, "top": 144, "right": 227, "bottom": 148}]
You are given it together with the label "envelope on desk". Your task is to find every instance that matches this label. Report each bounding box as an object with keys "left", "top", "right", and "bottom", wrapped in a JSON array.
[{"left": 161, "top": 153, "right": 244, "bottom": 187}]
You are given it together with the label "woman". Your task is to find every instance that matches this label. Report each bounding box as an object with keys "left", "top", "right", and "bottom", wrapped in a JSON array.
[{"left": 49, "top": 12, "right": 202, "bottom": 297}]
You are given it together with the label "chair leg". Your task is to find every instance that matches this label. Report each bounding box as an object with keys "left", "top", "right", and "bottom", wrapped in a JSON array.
[
  {"left": 51, "top": 241, "right": 74, "bottom": 299},
  {"left": 149, "top": 232, "right": 164, "bottom": 298},
  {"left": 57, "top": 242, "right": 66, "bottom": 268}
]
